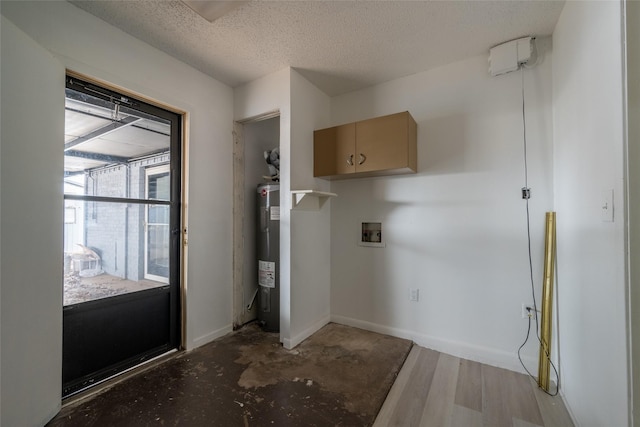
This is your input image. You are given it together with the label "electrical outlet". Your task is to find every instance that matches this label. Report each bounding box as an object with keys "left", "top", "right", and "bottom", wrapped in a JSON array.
[
  {"left": 409, "top": 288, "right": 419, "bottom": 302},
  {"left": 521, "top": 303, "right": 533, "bottom": 319}
]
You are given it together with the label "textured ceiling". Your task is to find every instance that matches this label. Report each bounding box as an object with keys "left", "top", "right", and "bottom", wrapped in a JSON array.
[{"left": 69, "top": 1, "right": 565, "bottom": 96}]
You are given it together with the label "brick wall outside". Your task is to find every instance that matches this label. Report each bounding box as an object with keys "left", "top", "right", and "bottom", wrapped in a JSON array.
[{"left": 84, "top": 153, "right": 170, "bottom": 281}]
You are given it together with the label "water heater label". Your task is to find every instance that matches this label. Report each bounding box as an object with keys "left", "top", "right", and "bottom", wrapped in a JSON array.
[
  {"left": 258, "top": 260, "right": 276, "bottom": 288},
  {"left": 270, "top": 206, "right": 280, "bottom": 221}
]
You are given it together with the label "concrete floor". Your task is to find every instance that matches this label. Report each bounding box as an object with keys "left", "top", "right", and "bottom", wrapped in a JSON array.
[
  {"left": 64, "top": 273, "right": 163, "bottom": 306},
  {"left": 48, "top": 323, "right": 412, "bottom": 426}
]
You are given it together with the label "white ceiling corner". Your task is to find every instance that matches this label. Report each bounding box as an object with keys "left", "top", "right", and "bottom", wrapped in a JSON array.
[{"left": 68, "top": 0, "right": 565, "bottom": 96}]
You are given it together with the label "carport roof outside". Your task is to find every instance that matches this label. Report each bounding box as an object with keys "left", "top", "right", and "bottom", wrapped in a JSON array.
[{"left": 64, "top": 88, "right": 170, "bottom": 180}]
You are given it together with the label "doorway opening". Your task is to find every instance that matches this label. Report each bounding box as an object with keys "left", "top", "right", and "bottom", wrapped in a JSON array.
[
  {"left": 232, "top": 113, "right": 280, "bottom": 329},
  {"left": 63, "top": 75, "right": 182, "bottom": 397}
]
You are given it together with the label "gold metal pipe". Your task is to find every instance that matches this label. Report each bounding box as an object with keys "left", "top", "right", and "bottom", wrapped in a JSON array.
[{"left": 538, "top": 211, "right": 556, "bottom": 391}]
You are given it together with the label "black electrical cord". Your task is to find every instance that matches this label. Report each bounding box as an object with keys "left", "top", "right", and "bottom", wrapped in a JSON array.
[{"left": 516, "top": 66, "right": 560, "bottom": 397}]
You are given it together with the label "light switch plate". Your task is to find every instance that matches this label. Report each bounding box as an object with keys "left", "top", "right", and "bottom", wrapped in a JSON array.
[{"left": 602, "top": 189, "right": 614, "bottom": 222}]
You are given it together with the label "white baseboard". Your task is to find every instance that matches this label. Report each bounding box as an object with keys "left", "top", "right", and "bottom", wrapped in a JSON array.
[
  {"left": 559, "top": 389, "right": 580, "bottom": 427},
  {"left": 191, "top": 324, "right": 233, "bottom": 349},
  {"left": 283, "top": 315, "right": 330, "bottom": 349},
  {"left": 330, "top": 315, "right": 537, "bottom": 375}
]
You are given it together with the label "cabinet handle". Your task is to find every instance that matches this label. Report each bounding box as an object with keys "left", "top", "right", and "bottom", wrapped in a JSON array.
[
  {"left": 347, "top": 154, "right": 354, "bottom": 166},
  {"left": 359, "top": 153, "right": 367, "bottom": 165}
]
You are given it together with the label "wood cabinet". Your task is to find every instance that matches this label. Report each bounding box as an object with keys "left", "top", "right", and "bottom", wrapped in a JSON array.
[
  {"left": 313, "top": 111, "right": 417, "bottom": 179},
  {"left": 313, "top": 122, "right": 356, "bottom": 176}
]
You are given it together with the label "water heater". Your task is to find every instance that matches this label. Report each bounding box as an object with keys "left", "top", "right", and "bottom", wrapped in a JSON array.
[{"left": 256, "top": 183, "right": 280, "bottom": 332}]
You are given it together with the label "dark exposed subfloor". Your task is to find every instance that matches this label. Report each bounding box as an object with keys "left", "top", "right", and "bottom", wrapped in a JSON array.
[{"left": 48, "top": 322, "right": 412, "bottom": 427}]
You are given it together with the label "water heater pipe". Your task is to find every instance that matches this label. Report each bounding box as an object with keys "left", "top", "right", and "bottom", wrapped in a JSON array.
[
  {"left": 246, "top": 288, "right": 259, "bottom": 311},
  {"left": 538, "top": 211, "right": 556, "bottom": 391}
]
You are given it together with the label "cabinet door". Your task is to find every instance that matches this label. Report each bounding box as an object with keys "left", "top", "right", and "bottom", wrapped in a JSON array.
[
  {"left": 355, "top": 112, "right": 410, "bottom": 173},
  {"left": 313, "top": 122, "right": 355, "bottom": 176}
]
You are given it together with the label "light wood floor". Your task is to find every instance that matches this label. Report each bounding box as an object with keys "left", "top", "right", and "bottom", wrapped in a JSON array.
[{"left": 374, "top": 346, "right": 574, "bottom": 427}]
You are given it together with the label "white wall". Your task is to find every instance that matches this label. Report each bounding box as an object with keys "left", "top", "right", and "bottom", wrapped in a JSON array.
[
  {"left": 627, "top": 0, "right": 640, "bottom": 424},
  {"left": 235, "top": 68, "right": 293, "bottom": 343},
  {"left": 1, "top": 16, "right": 65, "bottom": 427},
  {"left": 288, "top": 70, "right": 332, "bottom": 347},
  {"left": 329, "top": 43, "right": 555, "bottom": 373},
  {"left": 552, "top": 2, "right": 629, "bottom": 426},
  {"left": 1, "top": 4, "right": 234, "bottom": 423}
]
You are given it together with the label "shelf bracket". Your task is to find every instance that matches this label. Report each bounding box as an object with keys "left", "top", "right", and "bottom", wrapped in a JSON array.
[{"left": 291, "top": 190, "right": 337, "bottom": 211}]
